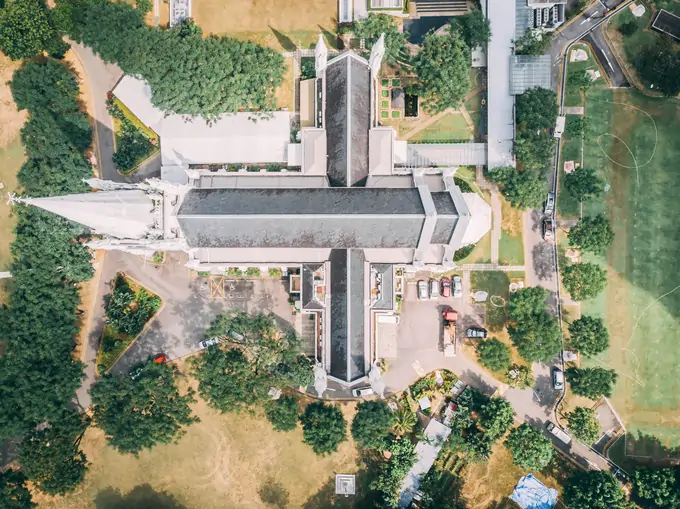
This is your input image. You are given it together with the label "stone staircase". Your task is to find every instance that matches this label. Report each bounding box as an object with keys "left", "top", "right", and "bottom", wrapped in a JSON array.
[{"left": 414, "top": 0, "right": 468, "bottom": 16}]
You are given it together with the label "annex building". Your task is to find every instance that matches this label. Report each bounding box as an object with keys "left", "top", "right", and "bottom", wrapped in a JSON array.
[{"left": 25, "top": 37, "right": 491, "bottom": 386}]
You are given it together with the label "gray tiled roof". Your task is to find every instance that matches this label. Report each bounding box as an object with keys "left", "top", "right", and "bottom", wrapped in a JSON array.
[
  {"left": 329, "top": 249, "right": 349, "bottom": 380},
  {"left": 177, "top": 188, "right": 437, "bottom": 249},
  {"left": 371, "top": 263, "right": 394, "bottom": 311},
  {"left": 325, "top": 54, "right": 370, "bottom": 187}
]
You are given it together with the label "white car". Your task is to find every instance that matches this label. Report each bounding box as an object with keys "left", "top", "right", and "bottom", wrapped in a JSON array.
[
  {"left": 417, "top": 280, "right": 428, "bottom": 300},
  {"left": 199, "top": 337, "right": 221, "bottom": 349},
  {"left": 452, "top": 275, "right": 462, "bottom": 298},
  {"left": 352, "top": 386, "right": 374, "bottom": 398}
]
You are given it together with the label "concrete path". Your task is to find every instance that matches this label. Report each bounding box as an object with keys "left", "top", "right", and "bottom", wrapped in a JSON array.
[{"left": 563, "top": 106, "right": 585, "bottom": 114}]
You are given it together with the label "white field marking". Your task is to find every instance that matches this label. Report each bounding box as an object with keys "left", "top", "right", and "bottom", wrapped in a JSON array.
[
  {"left": 584, "top": 353, "right": 646, "bottom": 387},
  {"left": 627, "top": 284, "right": 680, "bottom": 347},
  {"left": 596, "top": 133, "right": 640, "bottom": 187},
  {"left": 490, "top": 295, "right": 506, "bottom": 307}
]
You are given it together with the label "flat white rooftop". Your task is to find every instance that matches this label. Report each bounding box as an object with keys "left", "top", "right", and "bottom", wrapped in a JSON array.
[{"left": 487, "top": 0, "right": 516, "bottom": 169}]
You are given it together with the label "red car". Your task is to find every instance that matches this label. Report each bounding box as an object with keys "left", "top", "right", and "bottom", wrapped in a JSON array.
[
  {"left": 153, "top": 353, "right": 168, "bottom": 364},
  {"left": 440, "top": 277, "right": 452, "bottom": 297}
]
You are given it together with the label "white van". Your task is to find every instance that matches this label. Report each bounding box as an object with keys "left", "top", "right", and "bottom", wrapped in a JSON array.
[{"left": 553, "top": 367, "right": 564, "bottom": 390}]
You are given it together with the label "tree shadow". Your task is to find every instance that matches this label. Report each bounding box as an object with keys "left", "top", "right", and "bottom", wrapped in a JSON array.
[
  {"left": 94, "top": 485, "right": 187, "bottom": 509},
  {"left": 318, "top": 25, "right": 340, "bottom": 50},
  {"left": 302, "top": 457, "right": 381, "bottom": 509},
  {"left": 270, "top": 27, "right": 297, "bottom": 52},
  {"left": 259, "top": 477, "right": 290, "bottom": 508}
]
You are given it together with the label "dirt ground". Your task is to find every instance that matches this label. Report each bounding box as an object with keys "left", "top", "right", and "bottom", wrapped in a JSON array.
[
  {"left": 34, "top": 361, "right": 361, "bottom": 509},
  {"left": 461, "top": 443, "right": 576, "bottom": 509},
  {"left": 192, "top": 0, "right": 338, "bottom": 50}
]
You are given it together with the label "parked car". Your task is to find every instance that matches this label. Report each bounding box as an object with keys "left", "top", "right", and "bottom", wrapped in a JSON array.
[
  {"left": 553, "top": 367, "right": 564, "bottom": 390},
  {"left": 452, "top": 275, "right": 462, "bottom": 298},
  {"left": 352, "top": 386, "right": 374, "bottom": 398},
  {"left": 153, "top": 353, "right": 168, "bottom": 364},
  {"left": 544, "top": 192, "right": 555, "bottom": 215},
  {"left": 199, "top": 337, "right": 221, "bottom": 349},
  {"left": 466, "top": 327, "right": 488, "bottom": 339},
  {"left": 440, "top": 277, "right": 452, "bottom": 297},
  {"left": 417, "top": 279, "right": 428, "bottom": 300},
  {"left": 543, "top": 218, "right": 554, "bottom": 241},
  {"left": 226, "top": 329, "right": 245, "bottom": 343},
  {"left": 428, "top": 278, "right": 439, "bottom": 299}
]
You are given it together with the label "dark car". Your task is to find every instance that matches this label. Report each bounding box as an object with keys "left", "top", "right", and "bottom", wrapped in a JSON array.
[
  {"left": 440, "top": 277, "right": 452, "bottom": 297},
  {"left": 466, "top": 327, "right": 488, "bottom": 339},
  {"left": 542, "top": 218, "right": 554, "bottom": 241}
]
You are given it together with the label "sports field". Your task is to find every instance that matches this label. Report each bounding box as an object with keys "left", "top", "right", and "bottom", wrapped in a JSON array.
[{"left": 572, "top": 87, "right": 680, "bottom": 455}]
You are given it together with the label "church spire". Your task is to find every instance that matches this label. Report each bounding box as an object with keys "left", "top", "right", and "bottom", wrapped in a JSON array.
[{"left": 21, "top": 189, "right": 157, "bottom": 240}]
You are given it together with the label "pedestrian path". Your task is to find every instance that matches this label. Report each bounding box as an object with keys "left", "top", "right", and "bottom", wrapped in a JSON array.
[{"left": 460, "top": 264, "right": 525, "bottom": 271}]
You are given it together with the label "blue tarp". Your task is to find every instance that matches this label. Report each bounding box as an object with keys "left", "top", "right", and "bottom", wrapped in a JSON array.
[{"left": 509, "top": 474, "right": 558, "bottom": 509}]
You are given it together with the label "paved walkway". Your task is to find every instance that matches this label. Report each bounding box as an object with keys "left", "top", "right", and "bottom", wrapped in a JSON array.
[
  {"left": 563, "top": 106, "right": 585, "bottom": 114},
  {"left": 460, "top": 264, "right": 525, "bottom": 271}
]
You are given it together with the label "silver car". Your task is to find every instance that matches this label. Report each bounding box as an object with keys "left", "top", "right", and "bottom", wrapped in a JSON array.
[
  {"left": 452, "top": 275, "right": 462, "bottom": 298},
  {"left": 428, "top": 278, "right": 439, "bottom": 299},
  {"left": 199, "top": 337, "right": 221, "bottom": 349},
  {"left": 417, "top": 280, "right": 428, "bottom": 300}
]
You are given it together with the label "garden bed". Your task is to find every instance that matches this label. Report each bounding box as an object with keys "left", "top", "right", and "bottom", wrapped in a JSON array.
[
  {"left": 109, "top": 97, "right": 159, "bottom": 174},
  {"left": 408, "top": 370, "right": 458, "bottom": 416},
  {"left": 96, "top": 274, "right": 162, "bottom": 373}
]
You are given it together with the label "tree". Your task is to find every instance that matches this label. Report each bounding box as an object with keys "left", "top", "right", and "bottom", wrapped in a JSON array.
[
  {"left": 299, "top": 402, "right": 347, "bottom": 455},
  {"left": 564, "top": 470, "right": 630, "bottom": 509},
  {"left": 371, "top": 437, "right": 417, "bottom": 507},
  {"left": 410, "top": 30, "right": 470, "bottom": 114},
  {"left": 351, "top": 401, "right": 395, "bottom": 450},
  {"left": 508, "top": 286, "right": 549, "bottom": 322},
  {"left": 566, "top": 367, "right": 618, "bottom": 399},
  {"left": 264, "top": 395, "right": 299, "bottom": 432},
  {"left": 90, "top": 363, "right": 198, "bottom": 455},
  {"left": 488, "top": 166, "right": 546, "bottom": 209},
  {"left": 565, "top": 116, "right": 591, "bottom": 138},
  {"left": 514, "top": 130, "right": 555, "bottom": 172},
  {"left": 569, "top": 69, "right": 594, "bottom": 92},
  {"left": 478, "top": 397, "right": 515, "bottom": 440},
  {"left": 0, "top": 0, "right": 56, "bottom": 60},
  {"left": 351, "top": 13, "right": 407, "bottom": 66},
  {"left": 104, "top": 282, "right": 161, "bottom": 337},
  {"left": 476, "top": 339, "right": 511, "bottom": 372},
  {"left": 568, "top": 315, "right": 609, "bottom": 356},
  {"left": 619, "top": 21, "right": 638, "bottom": 36},
  {"left": 450, "top": 9, "right": 491, "bottom": 49},
  {"left": 504, "top": 423, "right": 554, "bottom": 471},
  {"left": 506, "top": 364, "right": 536, "bottom": 389},
  {"left": 515, "top": 29, "right": 551, "bottom": 56},
  {"left": 564, "top": 167, "right": 604, "bottom": 201},
  {"left": 633, "top": 467, "right": 680, "bottom": 508},
  {"left": 565, "top": 407, "right": 601, "bottom": 444},
  {"left": 19, "top": 410, "right": 89, "bottom": 495},
  {"left": 55, "top": 0, "right": 285, "bottom": 116},
  {"left": 568, "top": 215, "right": 614, "bottom": 254},
  {"left": 0, "top": 470, "right": 36, "bottom": 509},
  {"left": 636, "top": 42, "right": 680, "bottom": 97},
  {"left": 393, "top": 402, "right": 417, "bottom": 436},
  {"left": 516, "top": 87, "right": 558, "bottom": 131},
  {"left": 562, "top": 262, "right": 607, "bottom": 300},
  {"left": 191, "top": 347, "right": 272, "bottom": 413},
  {"left": 509, "top": 311, "right": 562, "bottom": 363}
]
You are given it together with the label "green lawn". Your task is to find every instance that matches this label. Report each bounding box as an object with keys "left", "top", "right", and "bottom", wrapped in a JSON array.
[
  {"left": 409, "top": 112, "right": 472, "bottom": 143},
  {"left": 564, "top": 44, "right": 601, "bottom": 107},
  {"left": 557, "top": 134, "right": 583, "bottom": 219},
  {"left": 0, "top": 138, "right": 25, "bottom": 306},
  {"left": 470, "top": 272, "right": 510, "bottom": 331},
  {"left": 577, "top": 87, "right": 680, "bottom": 453},
  {"left": 498, "top": 230, "right": 524, "bottom": 266},
  {"left": 456, "top": 231, "right": 492, "bottom": 265}
]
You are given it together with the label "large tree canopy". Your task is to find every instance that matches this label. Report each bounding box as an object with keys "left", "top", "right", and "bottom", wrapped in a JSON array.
[
  {"left": 505, "top": 423, "right": 554, "bottom": 471},
  {"left": 55, "top": 0, "right": 284, "bottom": 117},
  {"left": 564, "top": 470, "right": 630, "bottom": 509},
  {"left": 351, "top": 400, "right": 395, "bottom": 450},
  {"left": 509, "top": 310, "right": 562, "bottom": 363},
  {"left": 564, "top": 167, "right": 604, "bottom": 201},
  {"left": 0, "top": 470, "right": 36, "bottom": 509},
  {"left": 299, "top": 402, "right": 347, "bottom": 455},
  {"left": 19, "top": 411, "right": 89, "bottom": 495},
  {"left": 90, "top": 363, "right": 198, "bottom": 455},
  {"left": 351, "top": 13, "right": 407, "bottom": 66},
  {"left": 568, "top": 215, "right": 614, "bottom": 253},
  {"left": 568, "top": 315, "right": 609, "bottom": 356},
  {"left": 562, "top": 262, "right": 608, "bottom": 301},
  {"left": 450, "top": 9, "right": 491, "bottom": 49},
  {"left": 0, "top": 0, "right": 62, "bottom": 60},
  {"left": 508, "top": 287, "right": 549, "bottom": 322},
  {"left": 566, "top": 367, "right": 618, "bottom": 399},
  {"left": 515, "top": 87, "right": 558, "bottom": 131},
  {"left": 488, "top": 165, "right": 547, "bottom": 209},
  {"left": 478, "top": 397, "right": 514, "bottom": 440},
  {"left": 635, "top": 41, "right": 680, "bottom": 97},
  {"left": 633, "top": 467, "right": 680, "bottom": 508},
  {"left": 565, "top": 406, "right": 600, "bottom": 444},
  {"left": 476, "top": 338, "right": 511, "bottom": 372},
  {"left": 410, "top": 30, "right": 470, "bottom": 114},
  {"left": 264, "top": 395, "right": 299, "bottom": 432}
]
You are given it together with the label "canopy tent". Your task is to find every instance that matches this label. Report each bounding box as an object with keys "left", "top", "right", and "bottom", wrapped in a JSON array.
[{"left": 509, "top": 474, "right": 558, "bottom": 509}]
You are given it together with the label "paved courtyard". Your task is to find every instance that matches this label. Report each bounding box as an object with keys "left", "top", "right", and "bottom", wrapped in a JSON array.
[{"left": 76, "top": 251, "right": 296, "bottom": 408}]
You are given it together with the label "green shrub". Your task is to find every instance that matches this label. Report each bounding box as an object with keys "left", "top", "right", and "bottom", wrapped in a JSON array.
[
  {"left": 268, "top": 268, "right": 282, "bottom": 278},
  {"left": 245, "top": 267, "right": 261, "bottom": 277},
  {"left": 453, "top": 244, "right": 475, "bottom": 261},
  {"left": 227, "top": 268, "right": 243, "bottom": 277}
]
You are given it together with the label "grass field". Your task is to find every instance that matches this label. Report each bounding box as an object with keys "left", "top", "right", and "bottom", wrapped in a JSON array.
[
  {"left": 409, "top": 112, "right": 473, "bottom": 143},
  {"left": 461, "top": 443, "right": 576, "bottom": 509},
  {"left": 574, "top": 86, "right": 680, "bottom": 453},
  {"left": 456, "top": 231, "right": 492, "bottom": 264},
  {"left": 35, "top": 363, "right": 362, "bottom": 509},
  {"left": 499, "top": 195, "right": 524, "bottom": 266},
  {"left": 192, "top": 0, "right": 339, "bottom": 50}
]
